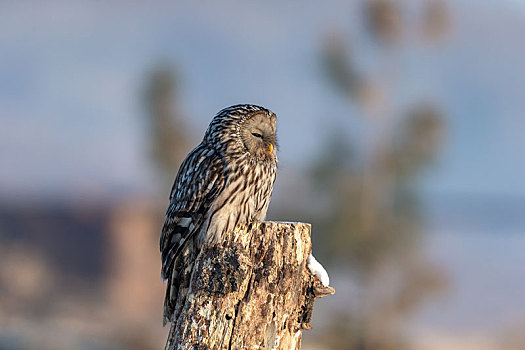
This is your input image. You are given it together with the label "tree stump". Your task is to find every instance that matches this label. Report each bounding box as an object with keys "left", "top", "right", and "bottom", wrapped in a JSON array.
[{"left": 164, "top": 221, "right": 334, "bottom": 350}]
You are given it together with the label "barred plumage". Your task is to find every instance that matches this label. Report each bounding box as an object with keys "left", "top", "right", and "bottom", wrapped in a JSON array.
[{"left": 160, "top": 104, "right": 278, "bottom": 325}]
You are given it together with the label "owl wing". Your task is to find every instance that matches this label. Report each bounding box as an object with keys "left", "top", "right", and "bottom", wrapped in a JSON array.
[{"left": 160, "top": 143, "right": 226, "bottom": 281}]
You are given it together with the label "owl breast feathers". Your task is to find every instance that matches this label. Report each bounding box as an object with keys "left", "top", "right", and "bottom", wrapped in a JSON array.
[{"left": 160, "top": 104, "right": 278, "bottom": 325}]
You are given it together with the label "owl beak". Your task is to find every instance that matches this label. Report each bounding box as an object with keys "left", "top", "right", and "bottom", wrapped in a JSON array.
[{"left": 268, "top": 143, "right": 274, "bottom": 154}]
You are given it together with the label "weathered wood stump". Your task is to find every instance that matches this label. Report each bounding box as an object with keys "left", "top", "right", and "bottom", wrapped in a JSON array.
[{"left": 164, "top": 221, "right": 334, "bottom": 350}]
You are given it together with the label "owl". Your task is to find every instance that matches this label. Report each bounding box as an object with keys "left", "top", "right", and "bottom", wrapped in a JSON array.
[{"left": 160, "top": 104, "right": 278, "bottom": 325}]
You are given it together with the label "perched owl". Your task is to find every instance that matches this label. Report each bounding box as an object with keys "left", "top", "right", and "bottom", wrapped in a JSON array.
[{"left": 160, "top": 104, "right": 278, "bottom": 325}]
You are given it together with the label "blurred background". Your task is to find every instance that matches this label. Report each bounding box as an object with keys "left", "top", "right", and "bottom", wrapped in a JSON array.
[{"left": 1, "top": 1, "right": 525, "bottom": 349}]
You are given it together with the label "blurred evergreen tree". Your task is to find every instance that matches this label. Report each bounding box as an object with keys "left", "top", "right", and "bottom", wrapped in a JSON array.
[
  {"left": 310, "top": 2, "right": 450, "bottom": 349},
  {"left": 143, "top": 66, "right": 193, "bottom": 190},
  {"left": 364, "top": 0, "right": 402, "bottom": 44}
]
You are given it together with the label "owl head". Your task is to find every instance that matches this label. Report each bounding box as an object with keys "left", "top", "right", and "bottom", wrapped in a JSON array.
[{"left": 204, "top": 104, "right": 277, "bottom": 162}]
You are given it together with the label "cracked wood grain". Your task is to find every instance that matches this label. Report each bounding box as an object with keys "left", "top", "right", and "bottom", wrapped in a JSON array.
[{"left": 164, "top": 222, "right": 333, "bottom": 350}]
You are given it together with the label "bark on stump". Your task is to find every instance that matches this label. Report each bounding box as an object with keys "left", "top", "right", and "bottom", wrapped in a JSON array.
[{"left": 164, "top": 221, "right": 334, "bottom": 350}]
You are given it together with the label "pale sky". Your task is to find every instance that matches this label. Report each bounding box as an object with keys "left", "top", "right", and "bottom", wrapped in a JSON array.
[{"left": 1, "top": 0, "right": 525, "bottom": 199}]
